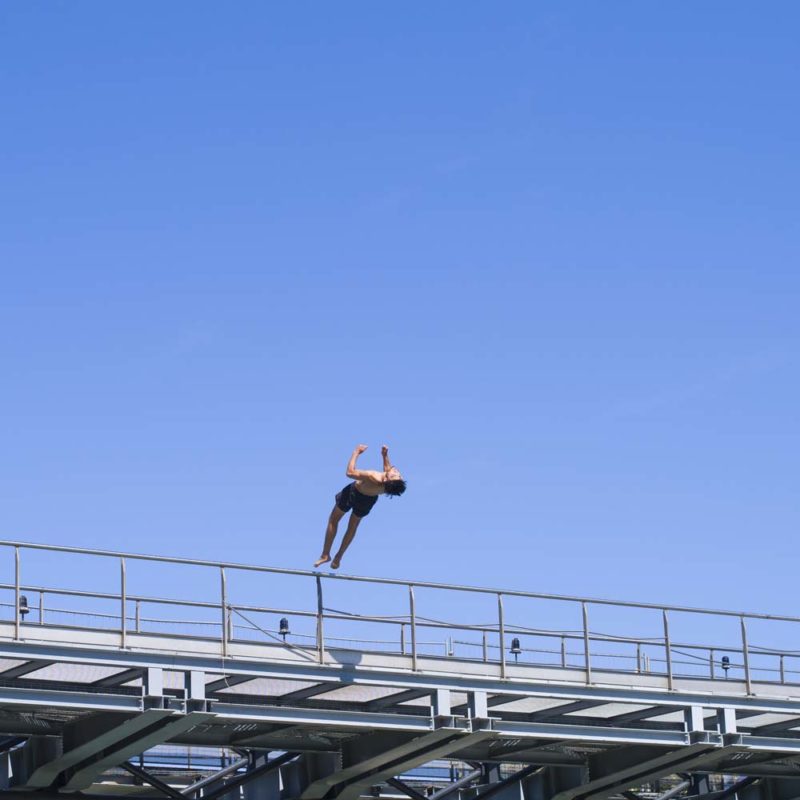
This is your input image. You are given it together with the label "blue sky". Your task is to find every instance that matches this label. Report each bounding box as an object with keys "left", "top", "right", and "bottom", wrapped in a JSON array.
[{"left": 1, "top": 2, "right": 799, "bottom": 650}]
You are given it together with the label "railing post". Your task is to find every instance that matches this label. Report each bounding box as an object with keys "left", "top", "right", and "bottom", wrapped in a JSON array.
[
  {"left": 663, "top": 609, "right": 673, "bottom": 690},
  {"left": 135, "top": 599, "right": 141, "bottom": 633},
  {"left": 710, "top": 648, "right": 715, "bottom": 679},
  {"left": 482, "top": 630, "right": 488, "bottom": 663},
  {"left": 561, "top": 636, "right": 567, "bottom": 668},
  {"left": 38, "top": 591, "right": 44, "bottom": 625},
  {"left": 741, "top": 616, "right": 752, "bottom": 695},
  {"left": 120, "top": 557, "right": 127, "bottom": 649},
  {"left": 409, "top": 585, "right": 417, "bottom": 671},
  {"left": 400, "top": 623, "right": 406, "bottom": 655},
  {"left": 582, "top": 602, "right": 591, "bottom": 685},
  {"left": 220, "top": 567, "right": 228, "bottom": 657},
  {"left": 637, "top": 642, "right": 642, "bottom": 674},
  {"left": 497, "top": 593, "right": 506, "bottom": 679},
  {"left": 315, "top": 576, "right": 325, "bottom": 664},
  {"left": 780, "top": 654, "right": 786, "bottom": 684},
  {"left": 14, "top": 546, "right": 20, "bottom": 641}
]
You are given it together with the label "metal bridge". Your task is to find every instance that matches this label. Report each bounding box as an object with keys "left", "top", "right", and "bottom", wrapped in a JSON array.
[{"left": 1, "top": 542, "right": 800, "bottom": 800}]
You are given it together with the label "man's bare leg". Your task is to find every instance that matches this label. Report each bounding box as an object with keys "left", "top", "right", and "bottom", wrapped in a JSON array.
[
  {"left": 331, "top": 513, "right": 363, "bottom": 570},
  {"left": 314, "top": 505, "right": 345, "bottom": 568}
]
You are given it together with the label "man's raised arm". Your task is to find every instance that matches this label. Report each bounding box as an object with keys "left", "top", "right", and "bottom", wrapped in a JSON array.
[
  {"left": 346, "top": 444, "right": 369, "bottom": 478},
  {"left": 381, "top": 445, "right": 392, "bottom": 472}
]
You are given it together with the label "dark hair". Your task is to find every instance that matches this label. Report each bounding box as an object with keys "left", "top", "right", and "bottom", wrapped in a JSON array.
[{"left": 384, "top": 479, "right": 407, "bottom": 497}]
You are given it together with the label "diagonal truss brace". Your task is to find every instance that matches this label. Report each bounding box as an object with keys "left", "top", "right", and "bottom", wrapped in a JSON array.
[{"left": 120, "top": 762, "right": 187, "bottom": 800}]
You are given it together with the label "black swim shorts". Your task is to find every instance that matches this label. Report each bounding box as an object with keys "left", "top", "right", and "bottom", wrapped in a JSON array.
[{"left": 336, "top": 482, "right": 379, "bottom": 518}]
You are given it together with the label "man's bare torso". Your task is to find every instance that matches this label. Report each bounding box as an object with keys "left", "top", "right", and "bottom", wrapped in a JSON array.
[{"left": 352, "top": 472, "right": 387, "bottom": 497}]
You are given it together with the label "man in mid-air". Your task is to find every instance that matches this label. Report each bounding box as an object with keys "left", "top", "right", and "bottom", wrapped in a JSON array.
[{"left": 314, "top": 444, "right": 407, "bottom": 569}]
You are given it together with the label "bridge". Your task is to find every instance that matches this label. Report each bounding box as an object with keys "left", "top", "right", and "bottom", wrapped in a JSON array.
[{"left": 0, "top": 541, "right": 800, "bottom": 800}]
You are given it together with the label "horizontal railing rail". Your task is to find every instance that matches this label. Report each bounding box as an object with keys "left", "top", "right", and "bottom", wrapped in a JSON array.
[
  {"left": 1, "top": 539, "right": 797, "bottom": 622},
  {"left": 1, "top": 539, "right": 799, "bottom": 693}
]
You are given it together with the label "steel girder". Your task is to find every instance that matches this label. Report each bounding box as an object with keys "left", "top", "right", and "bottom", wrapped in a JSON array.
[
  {"left": 5, "top": 636, "right": 800, "bottom": 800},
  {"left": 551, "top": 744, "right": 729, "bottom": 800},
  {"left": 5, "top": 638, "right": 800, "bottom": 722},
  {"left": 301, "top": 727, "right": 490, "bottom": 800},
  {"left": 13, "top": 709, "right": 212, "bottom": 791}
]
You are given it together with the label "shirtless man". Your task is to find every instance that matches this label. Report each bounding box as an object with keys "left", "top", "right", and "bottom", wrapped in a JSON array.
[{"left": 314, "top": 444, "right": 407, "bottom": 569}]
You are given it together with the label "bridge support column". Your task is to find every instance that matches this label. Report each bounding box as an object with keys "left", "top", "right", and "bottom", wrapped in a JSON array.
[
  {"left": 185, "top": 670, "right": 206, "bottom": 711},
  {"left": 241, "top": 754, "right": 282, "bottom": 800},
  {"left": 434, "top": 689, "right": 452, "bottom": 718},
  {"left": 469, "top": 691, "right": 488, "bottom": 722},
  {"left": 685, "top": 706, "right": 705, "bottom": 734},
  {"left": 523, "top": 766, "right": 587, "bottom": 800},
  {"left": 282, "top": 753, "right": 340, "bottom": 800},
  {"left": 688, "top": 774, "right": 711, "bottom": 796},
  {"left": 717, "top": 709, "right": 737, "bottom": 735}
]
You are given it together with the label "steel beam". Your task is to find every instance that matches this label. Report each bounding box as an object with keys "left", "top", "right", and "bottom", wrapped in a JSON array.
[
  {"left": 4, "top": 638, "right": 800, "bottom": 721},
  {"left": 20, "top": 709, "right": 174, "bottom": 788},
  {"left": 429, "top": 768, "right": 483, "bottom": 800},
  {"left": 530, "top": 702, "right": 606, "bottom": 720},
  {"left": 750, "top": 717, "right": 800, "bottom": 736},
  {"left": 92, "top": 668, "right": 143, "bottom": 688},
  {"left": 654, "top": 780, "right": 691, "bottom": 800},
  {"left": 335, "top": 730, "right": 490, "bottom": 800},
  {"left": 213, "top": 701, "right": 439, "bottom": 732},
  {"left": 486, "top": 738, "right": 584, "bottom": 764},
  {"left": 208, "top": 677, "right": 339, "bottom": 700},
  {"left": 63, "top": 712, "right": 213, "bottom": 790},
  {"left": 0, "top": 661, "right": 53, "bottom": 679},
  {"left": 203, "top": 753, "right": 298, "bottom": 800},
  {"left": 386, "top": 777, "right": 430, "bottom": 800},
  {"left": 367, "top": 689, "right": 431, "bottom": 710},
  {"left": 551, "top": 745, "right": 728, "bottom": 800},
  {"left": 277, "top": 682, "right": 340, "bottom": 703},
  {"left": 301, "top": 728, "right": 476, "bottom": 800},
  {"left": 0, "top": 713, "right": 57, "bottom": 736},
  {"left": 737, "top": 736, "right": 800, "bottom": 754},
  {"left": 205, "top": 674, "right": 256, "bottom": 693},
  {"left": 183, "top": 757, "right": 249, "bottom": 796},
  {"left": 120, "top": 762, "right": 187, "bottom": 800},
  {"left": 608, "top": 706, "right": 676, "bottom": 725},
  {"left": 495, "top": 720, "right": 692, "bottom": 747},
  {"left": 473, "top": 765, "right": 541, "bottom": 800},
  {"left": 0, "top": 685, "right": 141, "bottom": 714},
  {"left": 6, "top": 638, "right": 800, "bottom": 727}
]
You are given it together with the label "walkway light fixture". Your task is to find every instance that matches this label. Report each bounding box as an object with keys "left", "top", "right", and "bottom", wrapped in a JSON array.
[
  {"left": 721, "top": 655, "right": 730, "bottom": 678},
  {"left": 18, "top": 595, "right": 29, "bottom": 621},
  {"left": 279, "top": 617, "right": 290, "bottom": 640},
  {"left": 510, "top": 637, "right": 522, "bottom": 662}
]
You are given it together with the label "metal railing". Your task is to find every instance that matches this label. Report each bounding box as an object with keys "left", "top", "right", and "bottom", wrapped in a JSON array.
[{"left": 2, "top": 540, "right": 799, "bottom": 694}]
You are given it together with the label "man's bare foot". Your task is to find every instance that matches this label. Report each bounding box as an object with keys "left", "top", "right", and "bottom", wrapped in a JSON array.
[
  {"left": 331, "top": 557, "right": 341, "bottom": 570},
  {"left": 313, "top": 555, "right": 331, "bottom": 568}
]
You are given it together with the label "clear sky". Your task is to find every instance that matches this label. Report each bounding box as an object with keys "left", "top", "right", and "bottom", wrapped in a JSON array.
[{"left": 1, "top": 2, "right": 799, "bottom": 642}]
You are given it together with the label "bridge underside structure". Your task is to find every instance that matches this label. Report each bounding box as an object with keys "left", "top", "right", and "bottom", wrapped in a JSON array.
[
  {"left": 3, "top": 627, "right": 800, "bottom": 800},
  {"left": 2, "top": 542, "right": 800, "bottom": 800}
]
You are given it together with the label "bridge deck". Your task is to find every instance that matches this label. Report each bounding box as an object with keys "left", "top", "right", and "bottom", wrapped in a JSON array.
[{"left": 0, "top": 541, "right": 799, "bottom": 800}]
